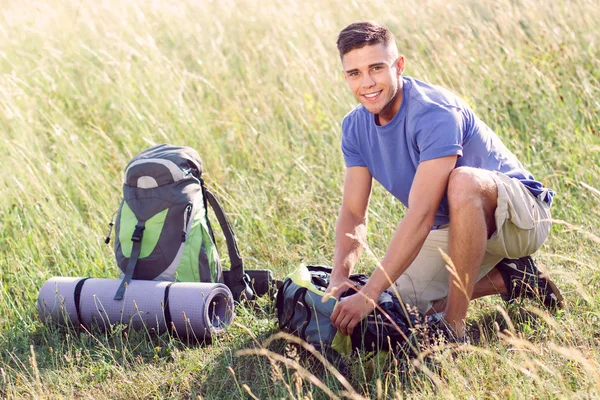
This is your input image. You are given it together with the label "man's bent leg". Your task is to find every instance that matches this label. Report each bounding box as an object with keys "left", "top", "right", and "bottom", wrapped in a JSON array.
[
  {"left": 443, "top": 167, "right": 499, "bottom": 336},
  {"left": 395, "top": 226, "right": 505, "bottom": 316},
  {"left": 485, "top": 172, "right": 560, "bottom": 307},
  {"left": 428, "top": 267, "right": 507, "bottom": 315},
  {"left": 472, "top": 267, "right": 508, "bottom": 298},
  {"left": 395, "top": 227, "right": 451, "bottom": 314}
]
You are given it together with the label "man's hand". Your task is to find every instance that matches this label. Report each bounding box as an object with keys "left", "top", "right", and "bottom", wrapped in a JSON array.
[
  {"left": 330, "top": 290, "right": 377, "bottom": 336},
  {"left": 325, "top": 276, "right": 355, "bottom": 300}
]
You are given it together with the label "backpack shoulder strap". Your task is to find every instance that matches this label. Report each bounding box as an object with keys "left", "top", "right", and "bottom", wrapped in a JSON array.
[{"left": 204, "top": 188, "right": 252, "bottom": 300}]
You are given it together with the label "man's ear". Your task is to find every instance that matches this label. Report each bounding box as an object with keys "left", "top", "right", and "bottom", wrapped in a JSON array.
[{"left": 396, "top": 56, "right": 405, "bottom": 76}]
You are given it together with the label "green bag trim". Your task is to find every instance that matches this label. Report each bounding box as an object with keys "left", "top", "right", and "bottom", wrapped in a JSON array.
[
  {"left": 287, "top": 264, "right": 353, "bottom": 355},
  {"left": 331, "top": 332, "right": 352, "bottom": 355},
  {"left": 176, "top": 210, "right": 220, "bottom": 282},
  {"left": 175, "top": 215, "right": 202, "bottom": 282},
  {"left": 286, "top": 264, "right": 330, "bottom": 296},
  {"left": 119, "top": 202, "right": 168, "bottom": 259},
  {"left": 201, "top": 217, "right": 220, "bottom": 282}
]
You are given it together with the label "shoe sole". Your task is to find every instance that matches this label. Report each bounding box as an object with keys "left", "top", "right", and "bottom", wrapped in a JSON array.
[{"left": 542, "top": 274, "right": 565, "bottom": 309}]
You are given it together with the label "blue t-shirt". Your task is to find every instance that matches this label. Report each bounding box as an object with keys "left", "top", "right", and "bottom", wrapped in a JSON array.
[{"left": 341, "top": 77, "right": 553, "bottom": 226}]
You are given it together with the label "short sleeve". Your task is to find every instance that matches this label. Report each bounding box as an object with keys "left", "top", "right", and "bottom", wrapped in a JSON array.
[
  {"left": 341, "top": 115, "right": 366, "bottom": 167},
  {"left": 415, "top": 107, "right": 464, "bottom": 162}
]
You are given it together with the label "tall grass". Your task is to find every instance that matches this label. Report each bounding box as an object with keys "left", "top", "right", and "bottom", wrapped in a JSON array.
[{"left": 0, "top": 0, "right": 599, "bottom": 397}]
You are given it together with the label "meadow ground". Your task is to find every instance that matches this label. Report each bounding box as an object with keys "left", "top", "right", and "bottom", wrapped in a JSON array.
[{"left": 0, "top": 0, "right": 599, "bottom": 398}]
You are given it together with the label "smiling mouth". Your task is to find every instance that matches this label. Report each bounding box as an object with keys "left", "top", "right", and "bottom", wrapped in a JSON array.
[{"left": 362, "top": 90, "right": 382, "bottom": 100}]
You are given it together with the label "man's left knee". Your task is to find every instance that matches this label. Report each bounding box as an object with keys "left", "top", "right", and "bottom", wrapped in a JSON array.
[{"left": 447, "top": 167, "right": 497, "bottom": 209}]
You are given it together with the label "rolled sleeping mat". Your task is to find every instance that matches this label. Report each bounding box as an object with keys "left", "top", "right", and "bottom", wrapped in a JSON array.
[
  {"left": 167, "top": 282, "right": 234, "bottom": 341},
  {"left": 78, "top": 278, "right": 172, "bottom": 333},
  {"left": 37, "top": 277, "right": 87, "bottom": 327},
  {"left": 37, "top": 278, "right": 235, "bottom": 341}
]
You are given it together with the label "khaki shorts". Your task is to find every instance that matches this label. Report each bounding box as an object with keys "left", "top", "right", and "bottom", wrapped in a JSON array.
[{"left": 395, "top": 172, "right": 552, "bottom": 313}]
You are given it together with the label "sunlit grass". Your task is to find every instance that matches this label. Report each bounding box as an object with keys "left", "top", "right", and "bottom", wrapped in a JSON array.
[{"left": 0, "top": 0, "right": 599, "bottom": 397}]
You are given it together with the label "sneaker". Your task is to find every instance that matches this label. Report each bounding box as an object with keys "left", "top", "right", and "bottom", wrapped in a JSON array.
[{"left": 495, "top": 256, "right": 565, "bottom": 309}]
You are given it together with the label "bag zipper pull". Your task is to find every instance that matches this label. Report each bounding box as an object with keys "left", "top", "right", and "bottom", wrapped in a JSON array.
[
  {"left": 104, "top": 210, "right": 118, "bottom": 244},
  {"left": 181, "top": 203, "right": 193, "bottom": 242}
]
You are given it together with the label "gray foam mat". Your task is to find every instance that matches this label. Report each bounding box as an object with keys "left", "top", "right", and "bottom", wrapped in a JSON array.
[
  {"left": 168, "top": 282, "right": 235, "bottom": 340},
  {"left": 78, "top": 278, "right": 171, "bottom": 333},
  {"left": 37, "top": 277, "right": 85, "bottom": 327},
  {"left": 38, "top": 277, "right": 235, "bottom": 341}
]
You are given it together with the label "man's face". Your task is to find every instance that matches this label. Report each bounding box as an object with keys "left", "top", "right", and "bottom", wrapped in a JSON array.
[{"left": 341, "top": 43, "right": 404, "bottom": 123}]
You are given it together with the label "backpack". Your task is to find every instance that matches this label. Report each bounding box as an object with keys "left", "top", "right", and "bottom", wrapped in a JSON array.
[
  {"left": 275, "top": 264, "right": 423, "bottom": 360},
  {"left": 106, "top": 144, "right": 252, "bottom": 301}
]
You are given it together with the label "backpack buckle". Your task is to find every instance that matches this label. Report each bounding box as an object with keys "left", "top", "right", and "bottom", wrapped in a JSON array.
[{"left": 131, "top": 225, "right": 145, "bottom": 242}]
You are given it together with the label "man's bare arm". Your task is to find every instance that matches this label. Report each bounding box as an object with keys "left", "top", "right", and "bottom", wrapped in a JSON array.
[
  {"left": 328, "top": 166, "right": 372, "bottom": 296},
  {"left": 331, "top": 155, "right": 457, "bottom": 335},
  {"left": 360, "top": 155, "right": 458, "bottom": 300}
]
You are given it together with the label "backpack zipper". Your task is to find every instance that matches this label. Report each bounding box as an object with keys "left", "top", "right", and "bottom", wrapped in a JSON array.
[
  {"left": 104, "top": 210, "right": 119, "bottom": 244},
  {"left": 181, "top": 203, "right": 193, "bottom": 242}
]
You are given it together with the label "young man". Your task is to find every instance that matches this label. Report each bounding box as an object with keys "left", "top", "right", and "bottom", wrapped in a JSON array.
[{"left": 327, "top": 21, "right": 563, "bottom": 339}]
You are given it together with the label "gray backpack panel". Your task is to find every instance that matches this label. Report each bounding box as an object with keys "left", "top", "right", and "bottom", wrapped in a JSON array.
[
  {"left": 126, "top": 144, "right": 203, "bottom": 184},
  {"left": 122, "top": 179, "right": 200, "bottom": 220},
  {"left": 114, "top": 179, "right": 203, "bottom": 281},
  {"left": 277, "top": 279, "right": 338, "bottom": 348}
]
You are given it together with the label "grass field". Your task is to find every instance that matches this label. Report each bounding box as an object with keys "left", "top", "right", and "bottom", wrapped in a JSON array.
[{"left": 1, "top": 0, "right": 599, "bottom": 398}]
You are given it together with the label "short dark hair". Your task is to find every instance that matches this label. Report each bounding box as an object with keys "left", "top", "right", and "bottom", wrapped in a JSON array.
[{"left": 336, "top": 21, "right": 394, "bottom": 59}]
